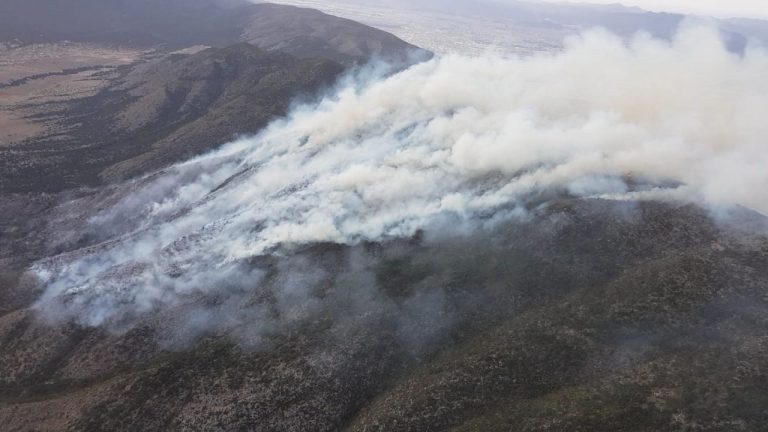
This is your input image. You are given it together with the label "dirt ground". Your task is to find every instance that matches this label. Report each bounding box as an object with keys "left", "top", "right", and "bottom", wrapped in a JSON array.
[
  {"left": 0, "top": 43, "right": 146, "bottom": 145},
  {"left": 0, "top": 42, "right": 142, "bottom": 81}
]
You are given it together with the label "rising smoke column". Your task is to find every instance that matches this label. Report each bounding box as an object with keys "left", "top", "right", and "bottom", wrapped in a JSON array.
[{"left": 33, "top": 24, "right": 768, "bottom": 330}]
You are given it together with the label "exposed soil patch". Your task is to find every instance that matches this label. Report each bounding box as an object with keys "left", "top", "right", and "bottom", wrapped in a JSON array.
[{"left": 0, "top": 43, "right": 146, "bottom": 146}]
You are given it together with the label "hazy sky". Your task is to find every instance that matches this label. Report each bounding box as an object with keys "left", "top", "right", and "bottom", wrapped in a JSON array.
[{"left": 538, "top": 0, "right": 767, "bottom": 18}]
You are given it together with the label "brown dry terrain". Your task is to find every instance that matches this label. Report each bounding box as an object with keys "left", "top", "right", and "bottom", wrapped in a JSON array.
[
  {"left": 0, "top": 43, "right": 148, "bottom": 146},
  {"left": 0, "top": 45, "right": 345, "bottom": 193},
  {"left": 0, "top": 43, "right": 141, "bottom": 82}
]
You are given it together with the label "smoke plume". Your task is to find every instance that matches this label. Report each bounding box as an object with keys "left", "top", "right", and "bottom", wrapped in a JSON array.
[{"left": 32, "top": 24, "right": 768, "bottom": 338}]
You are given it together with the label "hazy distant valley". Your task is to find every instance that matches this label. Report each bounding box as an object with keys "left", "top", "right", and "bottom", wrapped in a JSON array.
[{"left": 264, "top": 0, "right": 768, "bottom": 55}]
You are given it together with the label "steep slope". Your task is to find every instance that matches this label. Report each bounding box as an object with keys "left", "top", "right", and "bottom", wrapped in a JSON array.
[
  {"left": 0, "top": 1, "right": 424, "bottom": 63},
  {"left": 97, "top": 43, "right": 346, "bottom": 181},
  {"left": 0, "top": 2, "right": 424, "bottom": 194},
  {"left": 0, "top": 44, "right": 343, "bottom": 193},
  {"left": 1, "top": 199, "right": 766, "bottom": 431},
  {"left": 243, "top": 3, "right": 427, "bottom": 64}
]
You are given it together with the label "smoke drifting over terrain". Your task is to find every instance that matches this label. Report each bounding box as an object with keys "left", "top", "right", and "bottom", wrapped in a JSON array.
[{"left": 33, "top": 25, "right": 768, "bottom": 339}]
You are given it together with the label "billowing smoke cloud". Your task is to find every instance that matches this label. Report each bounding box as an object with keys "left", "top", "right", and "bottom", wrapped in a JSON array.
[{"left": 32, "top": 24, "right": 768, "bottom": 337}]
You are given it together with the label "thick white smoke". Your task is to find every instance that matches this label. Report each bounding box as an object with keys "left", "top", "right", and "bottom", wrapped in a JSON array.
[{"left": 33, "top": 24, "right": 768, "bottom": 329}]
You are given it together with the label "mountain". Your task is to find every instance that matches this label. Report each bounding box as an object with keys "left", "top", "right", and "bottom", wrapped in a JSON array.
[
  {"left": 0, "top": 1, "right": 422, "bottom": 323},
  {"left": 0, "top": 45, "right": 342, "bottom": 193},
  {"left": 0, "top": 0, "right": 424, "bottom": 63},
  {"left": 1, "top": 197, "right": 766, "bottom": 430},
  {"left": 0, "top": 2, "right": 419, "bottom": 326},
  {"left": 0, "top": 2, "right": 425, "bottom": 194},
  {"left": 99, "top": 43, "right": 344, "bottom": 181},
  {"left": 243, "top": 3, "right": 427, "bottom": 64},
  {"left": 1, "top": 2, "right": 767, "bottom": 431}
]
